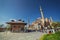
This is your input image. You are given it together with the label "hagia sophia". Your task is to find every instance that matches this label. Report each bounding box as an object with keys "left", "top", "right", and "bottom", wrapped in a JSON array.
[{"left": 28, "top": 6, "right": 53, "bottom": 31}]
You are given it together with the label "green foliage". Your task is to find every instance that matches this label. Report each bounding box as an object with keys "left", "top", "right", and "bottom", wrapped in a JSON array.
[
  {"left": 52, "top": 22, "right": 60, "bottom": 27},
  {"left": 6, "top": 24, "right": 11, "bottom": 31},
  {"left": 40, "top": 31, "right": 60, "bottom": 40},
  {"left": 0, "top": 24, "right": 4, "bottom": 27}
]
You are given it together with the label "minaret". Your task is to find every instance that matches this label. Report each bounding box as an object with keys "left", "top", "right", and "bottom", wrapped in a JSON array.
[
  {"left": 49, "top": 17, "right": 53, "bottom": 25},
  {"left": 28, "top": 17, "right": 30, "bottom": 27},
  {"left": 50, "top": 17, "right": 53, "bottom": 22},
  {"left": 40, "top": 6, "right": 45, "bottom": 28},
  {"left": 49, "top": 17, "right": 53, "bottom": 29},
  {"left": 40, "top": 6, "right": 44, "bottom": 19}
]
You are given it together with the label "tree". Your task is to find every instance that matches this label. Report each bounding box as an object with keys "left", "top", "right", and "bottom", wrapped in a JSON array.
[
  {"left": 52, "top": 22, "right": 60, "bottom": 28},
  {"left": 0, "top": 24, "right": 4, "bottom": 27},
  {"left": 57, "top": 22, "right": 60, "bottom": 27},
  {"left": 6, "top": 24, "right": 11, "bottom": 31}
]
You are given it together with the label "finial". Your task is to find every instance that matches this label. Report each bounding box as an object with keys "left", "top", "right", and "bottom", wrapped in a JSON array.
[{"left": 40, "top": 6, "right": 42, "bottom": 11}]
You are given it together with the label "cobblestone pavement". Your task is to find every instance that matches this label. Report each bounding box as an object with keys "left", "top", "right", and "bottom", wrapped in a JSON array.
[{"left": 0, "top": 32, "right": 44, "bottom": 40}]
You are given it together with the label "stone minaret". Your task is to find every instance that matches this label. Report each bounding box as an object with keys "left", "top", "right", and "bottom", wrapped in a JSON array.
[
  {"left": 50, "top": 17, "right": 53, "bottom": 22},
  {"left": 40, "top": 6, "right": 44, "bottom": 19},
  {"left": 49, "top": 17, "right": 53, "bottom": 26},
  {"left": 40, "top": 6, "right": 45, "bottom": 28}
]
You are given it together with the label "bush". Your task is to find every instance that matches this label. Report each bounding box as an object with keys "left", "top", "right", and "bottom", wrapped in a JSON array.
[{"left": 40, "top": 31, "right": 60, "bottom": 40}]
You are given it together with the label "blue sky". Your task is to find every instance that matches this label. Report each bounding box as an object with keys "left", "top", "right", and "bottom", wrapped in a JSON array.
[{"left": 0, "top": 0, "right": 60, "bottom": 24}]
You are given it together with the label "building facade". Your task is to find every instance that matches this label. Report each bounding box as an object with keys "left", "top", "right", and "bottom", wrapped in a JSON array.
[
  {"left": 6, "top": 19, "right": 27, "bottom": 32},
  {"left": 31, "top": 6, "right": 53, "bottom": 31}
]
